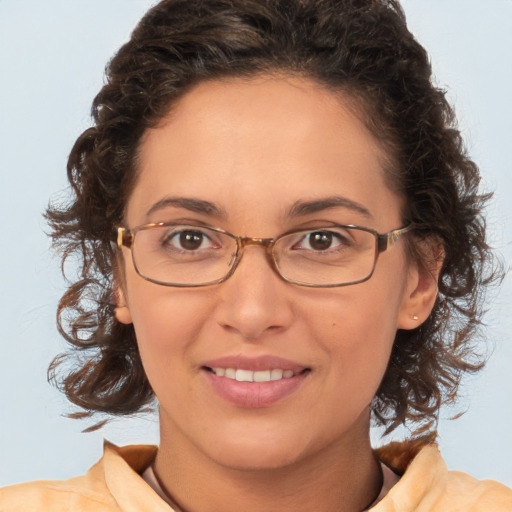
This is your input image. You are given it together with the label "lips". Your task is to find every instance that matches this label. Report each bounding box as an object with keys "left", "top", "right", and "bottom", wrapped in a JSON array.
[
  {"left": 201, "top": 355, "right": 310, "bottom": 408},
  {"left": 209, "top": 367, "right": 298, "bottom": 382},
  {"left": 202, "top": 354, "right": 306, "bottom": 372}
]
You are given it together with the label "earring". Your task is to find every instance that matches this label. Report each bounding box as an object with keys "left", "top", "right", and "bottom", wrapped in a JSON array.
[
  {"left": 411, "top": 314, "right": 419, "bottom": 321},
  {"left": 114, "top": 305, "right": 132, "bottom": 325}
]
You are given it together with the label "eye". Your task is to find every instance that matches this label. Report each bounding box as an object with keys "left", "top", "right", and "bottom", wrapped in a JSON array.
[
  {"left": 163, "top": 228, "right": 218, "bottom": 251},
  {"left": 306, "top": 231, "right": 336, "bottom": 251},
  {"left": 294, "top": 230, "right": 350, "bottom": 252}
]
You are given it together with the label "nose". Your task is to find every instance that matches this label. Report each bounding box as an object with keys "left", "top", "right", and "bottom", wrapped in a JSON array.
[{"left": 213, "top": 244, "right": 294, "bottom": 340}]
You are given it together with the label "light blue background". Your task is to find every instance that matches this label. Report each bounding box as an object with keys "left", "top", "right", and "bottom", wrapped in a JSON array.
[{"left": 0, "top": 0, "right": 511, "bottom": 487}]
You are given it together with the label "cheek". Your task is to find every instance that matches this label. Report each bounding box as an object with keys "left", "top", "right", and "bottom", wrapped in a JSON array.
[
  {"left": 312, "top": 274, "right": 403, "bottom": 349},
  {"left": 125, "top": 282, "right": 215, "bottom": 378},
  {"left": 310, "top": 280, "right": 404, "bottom": 397}
]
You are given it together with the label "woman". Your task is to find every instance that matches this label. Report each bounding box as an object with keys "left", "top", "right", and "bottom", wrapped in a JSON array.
[{"left": 1, "top": 0, "right": 511, "bottom": 510}]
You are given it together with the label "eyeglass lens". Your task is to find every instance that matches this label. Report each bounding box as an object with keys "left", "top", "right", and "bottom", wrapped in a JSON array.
[{"left": 130, "top": 224, "right": 379, "bottom": 287}]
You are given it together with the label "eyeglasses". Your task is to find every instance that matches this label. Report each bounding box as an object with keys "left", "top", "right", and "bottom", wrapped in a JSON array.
[{"left": 116, "top": 223, "right": 412, "bottom": 288}]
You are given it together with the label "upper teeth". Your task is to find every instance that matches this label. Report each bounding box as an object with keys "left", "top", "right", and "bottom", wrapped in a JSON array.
[{"left": 211, "top": 368, "right": 296, "bottom": 382}]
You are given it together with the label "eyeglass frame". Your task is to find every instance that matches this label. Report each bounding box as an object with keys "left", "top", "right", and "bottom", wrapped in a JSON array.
[{"left": 116, "top": 222, "right": 413, "bottom": 288}]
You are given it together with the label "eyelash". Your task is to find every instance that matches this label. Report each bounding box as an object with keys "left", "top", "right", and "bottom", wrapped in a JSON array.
[{"left": 291, "top": 230, "right": 353, "bottom": 251}]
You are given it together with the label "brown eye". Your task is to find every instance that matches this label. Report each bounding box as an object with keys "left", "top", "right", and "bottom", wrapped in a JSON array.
[
  {"left": 179, "top": 230, "right": 204, "bottom": 250},
  {"left": 308, "top": 232, "right": 334, "bottom": 251},
  {"left": 159, "top": 226, "right": 222, "bottom": 254}
]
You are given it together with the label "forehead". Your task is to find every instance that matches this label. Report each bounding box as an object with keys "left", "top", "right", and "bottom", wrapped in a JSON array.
[{"left": 129, "top": 75, "right": 402, "bottom": 230}]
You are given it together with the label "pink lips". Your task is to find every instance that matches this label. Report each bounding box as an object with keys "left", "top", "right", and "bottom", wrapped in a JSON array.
[
  {"left": 202, "top": 355, "right": 310, "bottom": 408},
  {"left": 203, "top": 355, "right": 306, "bottom": 373}
]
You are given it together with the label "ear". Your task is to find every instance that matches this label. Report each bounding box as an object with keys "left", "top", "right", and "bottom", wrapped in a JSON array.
[
  {"left": 113, "top": 285, "right": 133, "bottom": 325},
  {"left": 112, "top": 246, "right": 133, "bottom": 325},
  {"left": 397, "top": 241, "right": 444, "bottom": 330}
]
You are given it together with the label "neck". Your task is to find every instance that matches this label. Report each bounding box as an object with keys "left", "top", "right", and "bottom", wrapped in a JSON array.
[{"left": 153, "top": 411, "right": 382, "bottom": 512}]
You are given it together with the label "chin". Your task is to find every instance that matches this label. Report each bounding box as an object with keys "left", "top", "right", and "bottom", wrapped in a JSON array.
[
  {"left": 203, "top": 433, "right": 307, "bottom": 472},
  {"left": 214, "top": 450, "right": 302, "bottom": 472}
]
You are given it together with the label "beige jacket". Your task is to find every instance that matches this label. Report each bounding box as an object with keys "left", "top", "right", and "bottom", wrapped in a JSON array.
[{"left": 1, "top": 441, "right": 511, "bottom": 511}]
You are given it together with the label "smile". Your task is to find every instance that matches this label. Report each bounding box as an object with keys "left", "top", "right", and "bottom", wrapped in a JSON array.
[
  {"left": 208, "top": 367, "right": 300, "bottom": 382},
  {"left": 202, "top": 361, "right": 311, "bottom": 407}
]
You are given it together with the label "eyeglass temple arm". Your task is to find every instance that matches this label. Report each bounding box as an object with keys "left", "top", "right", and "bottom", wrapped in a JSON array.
[
  {"left": 377, "top": 225, "right": 412, "bottom": 253},
  {"left": 116, "top": 227, "right": 134, "bottom": 249}
]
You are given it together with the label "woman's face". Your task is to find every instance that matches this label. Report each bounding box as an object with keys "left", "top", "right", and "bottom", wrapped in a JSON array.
[{"left": 117, "top": 75, "right": 426, "bottom": 470}]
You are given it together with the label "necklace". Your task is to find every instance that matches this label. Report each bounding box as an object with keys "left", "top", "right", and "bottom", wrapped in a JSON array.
[
  {"left": 361, "top": 458, "right": 385, "bottom": 510},
  {"left": 145, "top": 458, "right": 385, "bottom": 512}
]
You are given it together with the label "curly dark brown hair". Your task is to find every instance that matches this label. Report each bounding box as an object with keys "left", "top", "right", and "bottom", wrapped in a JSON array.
[{"left": 47, "top": 0, "right": 499, "bottom": 435}]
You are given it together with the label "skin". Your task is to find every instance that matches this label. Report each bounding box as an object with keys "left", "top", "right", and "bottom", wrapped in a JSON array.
[{"left": 116, "top": 75, "right": 439, "bottom": 512}]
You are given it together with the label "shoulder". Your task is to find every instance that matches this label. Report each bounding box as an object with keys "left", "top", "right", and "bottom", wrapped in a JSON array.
[
  {"left": 0, "top": 474, "right": 117, "bottom": 512},
  {"left": 0, "top": 443, "right": 160, "bottom": 512},
  {"left": 373, "top": 438, "right": 512, "bottom": 511}
]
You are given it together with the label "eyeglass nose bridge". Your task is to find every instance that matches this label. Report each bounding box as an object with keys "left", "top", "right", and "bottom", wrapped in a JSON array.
[
  {"left": 238, "top": 236, "right": 274, "bottom": 249},
  {"left": 225, "top": 235, "right": 280, "bottom": 280}
]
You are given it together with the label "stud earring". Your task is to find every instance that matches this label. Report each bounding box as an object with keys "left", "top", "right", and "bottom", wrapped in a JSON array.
[
  {"left": 114, "top": 305, "right": 132, "bottom": 325},
  {"left": 411, "top": 314, "right": 419, "bottom": 321}
]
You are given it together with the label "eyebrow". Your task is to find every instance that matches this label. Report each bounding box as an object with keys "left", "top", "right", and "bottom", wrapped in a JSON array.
[
  {"left": 145, "top": 195, "right": 371, "bottom": 221},
  {"left": 146, "top": 197, "right": 226, "bottom": 219},
  {"left": 287, "top": 196, "right": 372, "bottom": 219}
]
